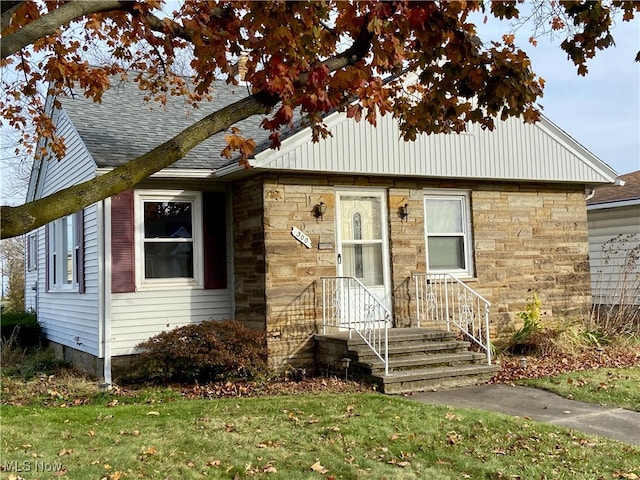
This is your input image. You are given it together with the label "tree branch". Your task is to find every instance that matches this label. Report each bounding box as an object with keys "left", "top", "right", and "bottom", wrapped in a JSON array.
[
  {"left": 0, "top": 14, "right": 376, "bottom": 239},
  {"left": 1, "top": 0, "right": 132, "bottom": 59},
  {"left": 1, "top": 91, "right": 278, "bottom": 239}
]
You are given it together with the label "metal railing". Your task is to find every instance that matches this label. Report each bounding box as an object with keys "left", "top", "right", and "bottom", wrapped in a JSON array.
[
  {"left": 321, "top": 276, "right": 390, "bottom": 375},
  {"left": 413, "top": 273, "right": 492, "bottom": 364}
]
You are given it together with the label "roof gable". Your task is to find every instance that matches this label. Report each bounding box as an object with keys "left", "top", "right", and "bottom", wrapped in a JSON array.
[
  {"left": 51, "top": 75, "right": 618, "bottom": 186},
  {"left": 247, "top": 105, "right": 618, "bottom": 185}
]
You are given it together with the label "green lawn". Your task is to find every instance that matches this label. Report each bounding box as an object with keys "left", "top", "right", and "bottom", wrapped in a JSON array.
[
  {"left": 519, "top": 366, "right": 640, "bottom": 412},
  {"left": 2, "top": 393, "right": 638, "bottom": 479}
]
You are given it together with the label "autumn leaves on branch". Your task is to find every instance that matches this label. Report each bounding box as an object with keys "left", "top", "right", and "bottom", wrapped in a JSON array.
[{"left": 1, "top": 1, "right": 638, "bottom": 239}]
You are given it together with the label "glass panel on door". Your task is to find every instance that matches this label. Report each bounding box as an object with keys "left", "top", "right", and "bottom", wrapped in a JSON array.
[{"left": 338, "top": 195, "right": 384, "bottom": 288}]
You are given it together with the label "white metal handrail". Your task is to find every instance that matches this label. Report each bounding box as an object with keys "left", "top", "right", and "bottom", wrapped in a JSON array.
[
  {"left": 413, "top": 273, "right": 492, "bottom": 364},
  {"left": 321, "top": 276, "right": 390, "bottom": 375}
]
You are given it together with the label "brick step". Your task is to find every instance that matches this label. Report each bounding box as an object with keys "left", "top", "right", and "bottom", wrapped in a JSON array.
[
  {"left": 357, "top": 351, "right": 487, "bottom": 375},
  {"left": 370, "top": 364, "right": 500, "bottom": 394}
]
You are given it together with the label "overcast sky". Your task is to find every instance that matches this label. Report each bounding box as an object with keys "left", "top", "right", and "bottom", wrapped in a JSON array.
[{"left": 476, "top": 9, "right": 639, "bottom": 176}]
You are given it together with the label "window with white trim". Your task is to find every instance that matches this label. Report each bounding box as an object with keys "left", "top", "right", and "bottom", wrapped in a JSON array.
[
  {"left": 135, "top": 191, "right": 203, "bottom": 288},
  {"left": 423, "top": 190, "right": 474, "bottom": 277},
  {"left": 48, "top": 215, "right": 78, "bottom": 289},
  {"left": 27, "top": 233, "right": 37, "bottom": 271}
]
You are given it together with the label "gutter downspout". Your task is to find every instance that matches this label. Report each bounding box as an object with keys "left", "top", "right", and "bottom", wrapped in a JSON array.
[{"left": 102, "top": 198, "right": 113, "bottom": 387}]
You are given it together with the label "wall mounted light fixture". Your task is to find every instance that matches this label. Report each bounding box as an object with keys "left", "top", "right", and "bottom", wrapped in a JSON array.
[
  {"left": 399, "top": 203, "right": 409, "bottom": 221},
  {"left": 315, "top": 201, "right": 327, "bottom": 220}
]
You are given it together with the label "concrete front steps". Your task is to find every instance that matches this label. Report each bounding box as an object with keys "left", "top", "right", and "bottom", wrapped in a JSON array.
[{"left": 315, "top": 327, "right": 498, "bottom": 394}]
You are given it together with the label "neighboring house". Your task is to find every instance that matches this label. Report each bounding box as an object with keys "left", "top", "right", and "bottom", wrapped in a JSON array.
[
  {"left": 24, "top": 74, "right": 619, "bottom": 384},
  {"left": 587, "top": 170, "right": 640, "bottom": 308}
]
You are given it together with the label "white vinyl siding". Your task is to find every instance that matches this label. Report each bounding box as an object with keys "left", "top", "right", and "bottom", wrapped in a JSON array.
[
  {"left": 27, "top": 108, "right": 101, "bottom": 356},
  {"left": 588, "top": 205, "right": 640, "bottom": 306},
  {"left": 251, "top": 110, "right": 617, "bottom": 185},
  {"left": 109, "top": 289, "right": 233, "bottom": 355},
  {"left": 38, "top": 204, "right": 101, "bottom": 356},
  {"left": 39, "top": 110, "right": 97, "bottom": 197}
]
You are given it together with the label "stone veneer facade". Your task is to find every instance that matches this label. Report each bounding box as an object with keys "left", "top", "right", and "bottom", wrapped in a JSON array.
[{"left": 233, "top": 173, "right": 591, "bottom": 371}]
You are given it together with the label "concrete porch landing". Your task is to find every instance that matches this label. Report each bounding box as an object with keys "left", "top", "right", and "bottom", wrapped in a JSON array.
[{"left": 315, "top": 327, "right": 498, "bottom": 394}]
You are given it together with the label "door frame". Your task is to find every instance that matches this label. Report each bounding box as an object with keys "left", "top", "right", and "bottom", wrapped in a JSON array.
[{"left": 334, "top": 188, "right": 393, "bottom": 315}]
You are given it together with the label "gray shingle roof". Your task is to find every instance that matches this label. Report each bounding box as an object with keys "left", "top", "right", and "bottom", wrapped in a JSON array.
[
  {"left": 59, "top": 78, "right": 272, "bottom": 170},
  {"left": 588, "top": 170, "right": 640, "bottom": 205}
]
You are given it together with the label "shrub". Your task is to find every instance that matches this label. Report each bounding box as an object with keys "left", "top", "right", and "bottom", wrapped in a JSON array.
[
  {"left": 502, "top": 293, "right": 547, "bottom": 354},
  {"left": 132, "top": 320, "right": 268, "bottom": 383},
  {"left": 0, "top": 311, "right": 41, "bottom": 347}
]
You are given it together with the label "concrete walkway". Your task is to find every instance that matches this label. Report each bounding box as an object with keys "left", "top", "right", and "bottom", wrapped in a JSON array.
[{"left": 409, "top": 384, "right": 640, "bottom": 445}]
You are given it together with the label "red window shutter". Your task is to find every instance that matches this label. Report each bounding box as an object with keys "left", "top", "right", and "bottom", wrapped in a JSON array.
[
  {"left": 203, "top": 192, "right": 227, "bottom": 289},
  {"left": 111, "top": 190, "right": 135, "bottom": 293},
  {"left": 75, "top": 210, "right": 85, "bottom": 293},
  {"left": 44, "top": 224, "right": 50, "bottom": 292}
]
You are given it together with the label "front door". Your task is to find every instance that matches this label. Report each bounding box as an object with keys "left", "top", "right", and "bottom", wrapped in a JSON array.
[{"left": 335, "top": 190, "right": 392, "bottom": 326}]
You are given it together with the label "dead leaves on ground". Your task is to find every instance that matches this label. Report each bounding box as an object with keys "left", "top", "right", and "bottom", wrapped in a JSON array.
[{"left": 491, "top": 345, "right": 640, "bottom": 384}]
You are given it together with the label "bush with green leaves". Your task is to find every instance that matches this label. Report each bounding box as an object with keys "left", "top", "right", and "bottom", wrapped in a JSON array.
[
  {"left": 132, "top": 320, "right": 268, "bottom": 383},
  {"left": 501, "top": 293, "right": 547, "bottom": 354},
  {"left": 0, "top": 310, "right": 41, "bottom": 347}
]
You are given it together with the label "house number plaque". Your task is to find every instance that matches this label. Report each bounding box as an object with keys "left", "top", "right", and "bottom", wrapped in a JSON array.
[{"left": 291, "top": 226, "right": 312, "bottom": 249}]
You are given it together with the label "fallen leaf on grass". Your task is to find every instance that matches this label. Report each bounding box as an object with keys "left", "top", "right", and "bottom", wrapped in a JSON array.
[
  {"left": 263, "top": 463, "right": 277, "bottom": 473},
  {"left": 140, "top": 446, "right": 158, "bottom": 456},
  {"left": 614, "top": 473, "right": 639, "bottom": 480},
  {"left": 58, "top": 448, "right": 74, "bottom": 456},
  {"left": 446, "top": 431, "right": 462, "bottom": 445},
  {"left": 146, "top": 411, "right": 160, "bottom": 416},
  {"left": 444, "top": 412, "right": 460, "bottom": 421},
  {"left": 310, "top": 461, "right": 328, "bottom": 474}
]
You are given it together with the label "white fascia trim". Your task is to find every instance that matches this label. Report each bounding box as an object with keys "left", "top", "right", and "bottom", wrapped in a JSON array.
[
  {"left": 96, "top": 167, "right": 215, "bottom": 179},
  {"left": 215, "top": 162, "right": 252, "bottom": 177},
  {"left": 537, "top": 115, "right": 619, "bottom": 183},
  {"left": 587, "top": 198, "right": 640, "bottom": 211}
]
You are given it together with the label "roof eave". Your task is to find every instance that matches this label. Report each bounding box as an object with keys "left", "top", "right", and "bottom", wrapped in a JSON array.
[
  {"left": 587, "top": 198, "right": 640, "bottom": 210},
  {"left": 96, "top": 167, "right": 216, "bottom": 179}
]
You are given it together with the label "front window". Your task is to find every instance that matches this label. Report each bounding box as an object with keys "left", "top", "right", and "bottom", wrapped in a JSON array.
[
  {"left": 424, "top": 190, "right": 474, "bottom": 277},
  {"left": 136, "top": 191, "right": 203, "bottom": 288},
  {"left": 48, "top": 215, "right": 78, "bottom": 289}
]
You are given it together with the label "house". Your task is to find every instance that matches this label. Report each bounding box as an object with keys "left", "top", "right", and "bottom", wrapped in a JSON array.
[
  {"left": 24, "top": 74, "right": 619, "bottom": 389},
  {"left": 587, "top": 170, "right": 640, "bottom": 310}
]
